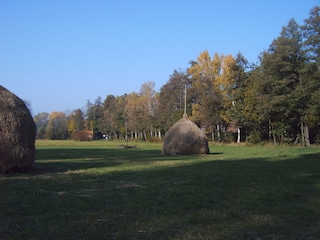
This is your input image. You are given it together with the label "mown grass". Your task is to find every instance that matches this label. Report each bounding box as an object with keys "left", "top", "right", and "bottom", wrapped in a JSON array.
[{"left": 0, "top": 140, "right": 320, "bottom": 239}]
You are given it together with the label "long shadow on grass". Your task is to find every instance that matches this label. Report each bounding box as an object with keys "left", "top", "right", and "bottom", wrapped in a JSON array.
[
  {"left": 34, "top": 148, "right": 166, "bottom": 174},
  {"left": 132, "top": 152, "right": 320, "bottom": 239},
  {"left": 34, "top": 148, "right": 221, "bottom": 174},
  {"left": 96, "top": 152, "right": 320, "bottom": 239},
  {"left": 2, "top": 150, "right": 320, "bottom": 239}
]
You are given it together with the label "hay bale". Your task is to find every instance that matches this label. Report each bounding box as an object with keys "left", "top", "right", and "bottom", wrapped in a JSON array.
[
  {"left": 0, "top": 85, "right": 36, "bottom": 174},
  {"left": 162, "top": 114, "right": 209, "bottom": 155}
]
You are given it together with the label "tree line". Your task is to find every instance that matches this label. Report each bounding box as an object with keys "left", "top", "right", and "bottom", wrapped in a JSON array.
[{"left": 34, "top": 7, "right": 320, "bottom": 145}]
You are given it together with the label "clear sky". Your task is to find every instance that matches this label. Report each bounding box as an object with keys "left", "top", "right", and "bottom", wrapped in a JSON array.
[{"left": 1, "top": 0, "right": 318, "bottom": 115}]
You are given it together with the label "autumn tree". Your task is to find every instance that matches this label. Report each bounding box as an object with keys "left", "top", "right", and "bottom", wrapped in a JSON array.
[
  {"left": 139, "top": 81, "right": 159, "bottom": 138},
  {"left": 188, "top": 51, "right": 224, "bottom": 140},
  {"left": 67, "top": 109, "right": 85, "bottom": 135},
  {"left": 111, "top": 95, "right": 127, "bottom": 139},
  {"left": 124, "top": 92, "right": 143, "bottom": 139},
  {"left": 123, "top": 81, "right": 159, "bottom": 140},
  {"left": 45, "top": 112, "right": 68, "bottom": 140},
  {"left": 103, "top": 95, "right": 117, "bottom": 138}
]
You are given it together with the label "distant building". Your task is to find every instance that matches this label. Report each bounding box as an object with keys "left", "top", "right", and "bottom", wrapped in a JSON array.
[{"left": 72, "top": 130, "right": 93, "bottom": 141}]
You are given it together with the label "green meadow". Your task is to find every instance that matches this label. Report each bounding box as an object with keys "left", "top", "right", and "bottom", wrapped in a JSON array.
[{"left": 0, "top": 140, "right": 320, "bottom": 239}]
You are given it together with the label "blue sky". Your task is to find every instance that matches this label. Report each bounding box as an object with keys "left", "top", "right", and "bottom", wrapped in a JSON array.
[{"left": 1, "top": 0, "right": 318, "bottom": 115}]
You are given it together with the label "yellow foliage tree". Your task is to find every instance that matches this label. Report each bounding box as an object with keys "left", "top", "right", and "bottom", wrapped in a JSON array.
[
  {"left": 68, "top": 118, "right": 77, "bottom": 135},
  {"left": 188, "top": 50, "right": 224, "bottom": 131}
]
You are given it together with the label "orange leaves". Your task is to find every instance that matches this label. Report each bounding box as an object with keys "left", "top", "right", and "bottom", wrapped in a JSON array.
[{"left": 188, "top": 50, "right": 235, "bottom": 91}]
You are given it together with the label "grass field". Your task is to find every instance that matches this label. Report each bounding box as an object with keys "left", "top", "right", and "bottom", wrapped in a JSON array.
[{"left": 0, "top": 140, "right": 320, "bottom": 240}]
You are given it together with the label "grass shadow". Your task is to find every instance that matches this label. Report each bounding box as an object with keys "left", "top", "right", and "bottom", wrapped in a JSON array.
[
  {"left": 32, "top": 147, "right": 222, "bottom": 175},
  {"left": 1, "top": 146, "right": 319, "bottom": 239},
  {"left": 95, "top": 151, "right": 320, "bottom": 239}
]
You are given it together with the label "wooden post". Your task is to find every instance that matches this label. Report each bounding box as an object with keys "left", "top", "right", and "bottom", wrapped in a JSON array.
[
  {"left": 184, "top": 85, "right": 187, "bottom": 115},
  {"left": 183, "top": 85, "right": 188, "bottom": 119}
]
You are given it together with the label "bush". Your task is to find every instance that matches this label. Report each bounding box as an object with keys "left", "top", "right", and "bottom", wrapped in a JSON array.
[{"left": 247, "top": 131, "right": 261, "bottom": 144}]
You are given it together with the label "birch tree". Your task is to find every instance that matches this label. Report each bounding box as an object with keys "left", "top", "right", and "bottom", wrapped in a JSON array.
[{"left": 220, "top": 53, "right": 249, "bottom": 143}]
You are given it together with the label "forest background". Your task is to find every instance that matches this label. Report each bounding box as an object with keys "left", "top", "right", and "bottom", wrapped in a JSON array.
[{"left": 33, "top": 7, "right": 320, "bottom": 145}]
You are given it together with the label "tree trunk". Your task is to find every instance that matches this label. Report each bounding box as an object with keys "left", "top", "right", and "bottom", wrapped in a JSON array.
[
  {"left": 269, "top": 119, "right": 277, "bottom": 144},
  {"left": 212, "top": 128, "right": 214, "bottom": 141},
  {"left": 158, "top": 130, "right": 161, "bottom": 140},
  {"left": 301, "top": 122, "right": 305, "bottom": 147},
  {"left": 294, "top": 134, "right": 300, "bottom": 145},
  {"left": 272, "top": 132, "right": 277, "bottom": 145},
  {"left": 269, "top": 118, "right": 272, "bottom": 142},
  {"left": 305, "top": 124, "right": 310, "bottom": 147},
  {"left": 237, "top": 128, "right": 241, "bottom": 143},
  {"left": 217, "top": 124, "right": 221, "bottom": 142},
  {"left": 143, "top": 131, "right": 147, "bottom": 140},
  {"left": 113, "top": 131, "right": 118, "bottom": 139}
]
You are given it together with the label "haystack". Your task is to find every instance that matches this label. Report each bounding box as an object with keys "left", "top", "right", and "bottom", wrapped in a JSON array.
[
  {"left": 0, "top": 85, "right": 36, "bottom": 174},
  {"left": 162, "top": 114, "right": 209, "bottom": 155}
]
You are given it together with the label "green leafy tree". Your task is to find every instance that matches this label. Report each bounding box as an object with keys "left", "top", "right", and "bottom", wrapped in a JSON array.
[
  {"left": 112, "top": 95, "right": 126, "bottom": 139},
  {"left": 85, "top": 97, "right": 104, "bottom": 139},
  {"left": 303, "top": 6, "right": 320, "bottom": 63},
  {"left": 221, "top": 53, "right": 250, "bottom": 142},
  {"left": 300, "top": 6, "right": 320, "bottom": 143},
  {"left": 103, "top": 95, "right": 117, "bottom": 138},
  {"left": 34, "top": 112, "right": 49, "bottom": 139},
  {"left": 259, "top": 18, "right": 305, "bottom": 144},
  {"left": 240, "top": 63, "right": 277, "bottom": 143},
  {"left": 157, "top": 70, "right": 190, "bottom": 131}
]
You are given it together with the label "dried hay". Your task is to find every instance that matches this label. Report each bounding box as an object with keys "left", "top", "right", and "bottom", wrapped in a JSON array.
[
  {"left": 0, "top": 85, "right": 36, "bottom": 174},
  {"left": 162, "top": 114, "right": 209, "bottom": 155}
]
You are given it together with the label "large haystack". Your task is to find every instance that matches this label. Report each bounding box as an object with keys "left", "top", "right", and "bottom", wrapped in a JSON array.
[
  {"left": 162, "top": 114, "right": 209, "bottom": 155},
  {"left": 0, "top": 85, "right": 36, "bottom": 174}
]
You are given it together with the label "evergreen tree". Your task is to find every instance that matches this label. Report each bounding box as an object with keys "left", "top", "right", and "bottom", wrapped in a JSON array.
[
  {"left": 157, "top": 70, "right": 190, "bottom": 131},
  {"left": 260, "top": 19, "right": 305, "bottom": 143},
  {"left": 301, "top": 6, "right": 320, "bottom": 144}
]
